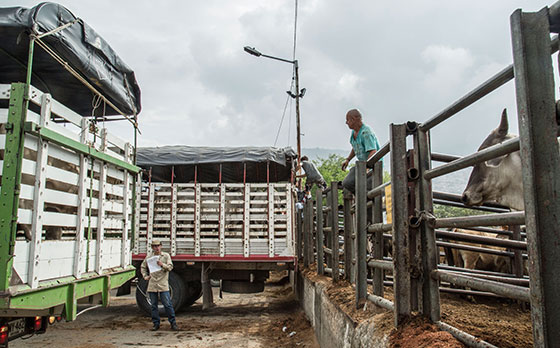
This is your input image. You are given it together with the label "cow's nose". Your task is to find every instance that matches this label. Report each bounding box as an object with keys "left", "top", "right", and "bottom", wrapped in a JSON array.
[{"left": 461, "top": 193, "right": 469, "bottom": 204}]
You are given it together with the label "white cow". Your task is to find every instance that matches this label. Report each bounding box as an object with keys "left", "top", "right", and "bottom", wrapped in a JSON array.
[{"left": 461, "top": 109, "right": 524, "bottom": 211}]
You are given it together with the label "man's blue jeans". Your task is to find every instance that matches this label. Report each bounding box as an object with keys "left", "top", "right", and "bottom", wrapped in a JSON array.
[{"left": 149, "top": 291, "right": 176, "bottom": 326}]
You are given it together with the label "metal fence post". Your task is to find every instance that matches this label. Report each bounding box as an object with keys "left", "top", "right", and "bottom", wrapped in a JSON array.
[
  {"left": 511, "top": 8, "right": 560, "bottom": 346},
  {"left": 355, "top": 161, "right": 368, "bottom": 307},
  {"left": 316, "top": 187, "right": 325, "bottom": 275},
  {"left": 390, "top": 123, "right": 411, "bottom": 325},
  {"left": 414, "top": 128, "right": 441, "bottom": 322},
  {"left": 306, "top": 198, "right": 314, "bottom": 268},
  {"left": 296, "top": 205, "right": 303, "bottom": 267},
  {"left": 372, "top": 161, "right": 384, "bottom": 296},
  {"left": 330, "top": 181, "right": 339, "bottom": 282},
  {"left": 303, "top": 200, "right": 310, "bottom": 268},
  {"left": 325, "top": 189, "right": 333, "bottom": 271},
  {"left": 343, "top": 189, "right": 354, "bottom": 282}
]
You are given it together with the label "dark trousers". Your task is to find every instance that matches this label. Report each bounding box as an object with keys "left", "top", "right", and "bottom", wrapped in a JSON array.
[{"left": 149, "top": 291, "right": 176, "bottom": 326}]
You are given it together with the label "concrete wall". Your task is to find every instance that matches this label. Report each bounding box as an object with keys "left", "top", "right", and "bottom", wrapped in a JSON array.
[{"left": 297, "top": 272, "right": 391, "bottom": 348}]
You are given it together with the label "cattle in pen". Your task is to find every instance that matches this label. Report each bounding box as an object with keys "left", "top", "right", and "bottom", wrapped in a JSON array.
[{"left": 461, "top": 109, "right": 524, "bottom": 211}]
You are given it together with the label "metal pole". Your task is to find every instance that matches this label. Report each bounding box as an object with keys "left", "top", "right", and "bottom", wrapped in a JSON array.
[
  {"left": 316, "top": 187, "right": 325, "bottom": 275},
  {"left": 329, "top": 181, "right": 339, "bottom": 282},
  {"left": 371, "top": 162, "right": 384, "bottom": 296},
  {"left": 390, "top": 124, "right": 411, "bottom": 325},
  {"left": 355, "top": 161, "right": 368, "bottom": 307},
  {"left": 294, "top": 60, "right": 302, "bottom": 167},
  {"left": 414, "top": 128, "right": 441, "bottom": 322},
  {"left": 343, "top": 189, "right": 354, "bottom": 282},
  {"left": 511, "top": 8, "right": 560, "bottom": 347}
]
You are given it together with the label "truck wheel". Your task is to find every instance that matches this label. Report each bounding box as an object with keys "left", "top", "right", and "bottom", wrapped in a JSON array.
[
  {"left": 181, "top": 280, "right": 202, "bottom": 308},
  {"left": 135, "top": 271, "right": 186, "bottom": 316}
]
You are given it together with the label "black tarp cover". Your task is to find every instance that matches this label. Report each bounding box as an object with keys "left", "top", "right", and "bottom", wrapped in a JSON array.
[
  {"left": 137, "top": 146, "right": 297, "bottom": 183},
  {"left": 0, "top": 2, "right": 141, "bottom": 116}
]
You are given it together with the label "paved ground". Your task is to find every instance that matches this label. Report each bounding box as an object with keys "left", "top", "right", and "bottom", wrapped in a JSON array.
[{"left": 12, "top": 280, "right": 318, "bottom": 348}]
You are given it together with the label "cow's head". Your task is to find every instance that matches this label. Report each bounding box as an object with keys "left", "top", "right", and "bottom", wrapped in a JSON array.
[{"left": 461, "top": 109, "right": 518, "bottom": 208}]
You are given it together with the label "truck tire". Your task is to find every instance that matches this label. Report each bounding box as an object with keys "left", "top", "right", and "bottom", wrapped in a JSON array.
[
  {"left": 181, "top": 280, "right": 202, "bottom": 308},
  {"left": 135, "top": 271, "right": 186, "bottom": 316}
]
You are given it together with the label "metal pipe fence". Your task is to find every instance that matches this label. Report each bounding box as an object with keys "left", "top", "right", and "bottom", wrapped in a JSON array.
[{"left": 297, "top": 2, "right": 560, "bottom": 347}]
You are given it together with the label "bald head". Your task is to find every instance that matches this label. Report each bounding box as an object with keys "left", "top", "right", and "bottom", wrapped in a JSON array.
[
  {"left": 346, "top": 109, "right": 362, "bottom": 120},
  {"left": 345, "top": 108, "right": 363, "bottom": 131}
]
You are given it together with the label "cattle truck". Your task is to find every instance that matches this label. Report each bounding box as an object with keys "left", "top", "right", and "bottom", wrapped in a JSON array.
[
  {"left": 0, "top": 3, "right": 141, "bottom": 345},
  {"left": 132, "top": 146, "right": 297, "bottom": 313}
]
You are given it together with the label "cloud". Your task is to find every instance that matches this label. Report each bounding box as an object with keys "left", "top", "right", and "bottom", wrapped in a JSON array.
[{"left": 421, "top": 45, "right": 474, "bottom": 96}]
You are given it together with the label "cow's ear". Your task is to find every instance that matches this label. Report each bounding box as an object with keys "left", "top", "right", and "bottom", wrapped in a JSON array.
[
  {"left": 486, "top": 154, "right": 507, "bottom": 167},
  {"left": 497, "top": 109, "right": 508, "bottom": 137}
]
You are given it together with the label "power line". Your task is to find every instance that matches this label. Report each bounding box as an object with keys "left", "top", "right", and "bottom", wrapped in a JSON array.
[{"left": 274, "top": 93, "right": 292, "bottom": 147}]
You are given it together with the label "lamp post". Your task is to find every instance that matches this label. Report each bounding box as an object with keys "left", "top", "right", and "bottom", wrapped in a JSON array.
[{"left": 244, "top": 46, "right": 303, "bottom": 168}]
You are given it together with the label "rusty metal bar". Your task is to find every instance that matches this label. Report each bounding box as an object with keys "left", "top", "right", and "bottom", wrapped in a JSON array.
[
  {"left": 434, "top": 212, "right": 525, "bottom": 229},
  {"left": 329, "top": 181, "right": 339, "bottom": 282},
  {"left": 435, "top": 229, "right": 527, "bottom": 250},
  {"left": 355, "top": 161, "right": 368, "bottom": 307},
  {"left": 512, "top": 8, "right": 560, "bottom": 346},
  {"left": 415, "top": 128, "right": 441, "bottom": 323},
  {"left": 371, "top": 161, "right": 384, "bottom": 297},
  {"left": 433, "top": 270, "right": 530, "bottom": 302},
  {"left": 436, "top": 321, "right": 499, "bottom": 348},
  {"left": 343, "top": 189, "right": 354, "bottom": 282},
  {"left": 366, "top": 294, "right": 394, "bottom": 311},
  {"left": 433, "top": 191, "right": 510, "bottom": 212},
  {"left": 366, "top": 181, "right": 390, "bottom": 200},
  {"left": 366, "top": 141, "right": 390, "bottom": 169},
  {"left": 425, "top": 137, "right": 520, "bottom": 180},
  {"left": 430, "top": 152, "right": 460, "bottom": 163},
  {"left": 367, "top": 223, "right": 393, "bottom": 233},
  {"left": 390, "top": 124, "right": 411, "bottom": 325},
  {"left": 443, "top": 270, "right": 529, "bottom": 287},
  {"left": 436, "top": 241, "right": 514, "bottom": 258},
  {"left": 367, "top": 259, "right": 393, "bottom": 271},
  {"left": 315, "top": 186, "right": 325, "bottom": 275}
]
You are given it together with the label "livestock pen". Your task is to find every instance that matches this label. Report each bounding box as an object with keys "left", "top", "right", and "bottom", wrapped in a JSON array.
[{"left": 297, "top": 2, "right": 560, "bottom": 348}]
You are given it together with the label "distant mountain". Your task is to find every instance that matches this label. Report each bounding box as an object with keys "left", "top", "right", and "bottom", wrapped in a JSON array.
[{"left": 302, "top": 147, "right": 347, "bottom": 161}]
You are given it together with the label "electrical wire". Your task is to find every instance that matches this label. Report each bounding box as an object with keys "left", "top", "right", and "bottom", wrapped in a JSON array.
[{"left": 274, "top": 93, "right": 292, "bottom": 147}]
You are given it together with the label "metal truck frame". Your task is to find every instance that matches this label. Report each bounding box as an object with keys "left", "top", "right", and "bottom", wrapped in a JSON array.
[{"left": 132, "top": 148, "right": 296, "bottom": 313}]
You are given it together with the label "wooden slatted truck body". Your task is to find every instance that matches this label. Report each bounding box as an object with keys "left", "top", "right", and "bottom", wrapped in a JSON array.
[
  {"left": 0, "top": 3, "right": 141, "bottom": 345},
  {"left": 132, "top": 146, "right": 297, "bottom": 312}
]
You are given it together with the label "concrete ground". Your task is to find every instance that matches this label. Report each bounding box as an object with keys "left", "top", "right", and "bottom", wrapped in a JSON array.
[{"left": 11, "top": 280, "right": 318, "bottom": 348}]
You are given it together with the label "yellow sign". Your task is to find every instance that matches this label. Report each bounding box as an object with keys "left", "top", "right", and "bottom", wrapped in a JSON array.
[{"left": 385, "top": 184, "right": 392, "bottom": 224}]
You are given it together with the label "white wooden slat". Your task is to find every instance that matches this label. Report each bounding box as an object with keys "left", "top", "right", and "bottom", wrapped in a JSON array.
[
  {"left": 44, "top": 120, "right": 81, "bottom": 142},
  {"left": 105, "top": 147, "right": 125, "bottom": 162},
  {"left": 0, "top": 108, "right": 8, "bottom": 122},
  {"left": 49, "top": 95, "right": 83, "bottom": 127},
  {"left": 147, "top": 183, "right": 155, "bottom": 250},
  {"left": 34, "top": 241, "right": 76, "bottom": 282},
  {"left": 105, "top": 132, "right": 126, "bottom": 152},
  {"left": 74, "top": 118, "right": 89, "bottom": 278},
  {"left": 27, "top": 85, "right": 43, "bottom": 107},
  {"left": 219, "top": 184, "right": 225, "bottom": 257},
  {"left": 13, "top": 241, "right": 30, "bottom": 285},
  {"left": 0, "top": 84, "right": 11, "bottom": 99},
  {"left": 43, "top": 211, "right": 78, "bottom": 227},
  {"left": 243, "top": 183, "right": 250, "bottom": 257},
  {"left": 25, "top": 110, "right": 40, "bottom": 124},
  {"left": 121, "top": 144, "right": 132, "bottom": 266},
  {"left": 171, "top": 183, "right": 177, "bottom": 256},
  {"left": 195, "top": 184, "right": 201, "bottom": 256},
  {"left": 27, "top": 94, "right": 51, "bottom": 288},
  {"left": 96, "top": 153, "right": 108, "bottom": 274},
  {"left": 134, "top": 175, "right": 142, "bottom": 254},
  {"left": 285, "top": 183, "right": 293, "bottom": 250}
]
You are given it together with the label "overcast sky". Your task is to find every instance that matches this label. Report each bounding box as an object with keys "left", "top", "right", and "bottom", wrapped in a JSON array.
[{"left": 3, "top": 0, "right": 557, "bottom": 157}]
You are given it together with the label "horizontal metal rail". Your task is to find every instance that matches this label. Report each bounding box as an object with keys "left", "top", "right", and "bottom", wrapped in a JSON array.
[
  {"left": 436, "top": 321, "right": 499, "bottom": 348},
  {"left": 433, "top": 270, "right": 530, "bottom": 302},
  {"left": 433, "top": 191, "right": 510, "bottom": 212},
  {"left": 368, "top": 223, "right": 393, "bottom": 233},
  {"left": 436, "top": 241, "right": 514, "bottom": 258},
  {"left": 437, "top": 264, "right": 521, "bottom": 278},
  {"left": 433, "top": 199, "right": 510, "bottom": 214},
  {"left": 425, "top": 137, "right": 520, "bottom": 180},
  {"left": 367, "top": 259, "right": 394, "bottom": 271},
  {"left": 323, "top": 247, "right": 333, "bottom": 255},
  {"left": 366, "top": 142, "right": 390, "bottom": 168},
  {"left": 431, "top": 152, "right": 460, "bottom": 163},
  {"left": 434, "top": 211, "right": 525, "bottom": 229},
  {"left": 443, "top": 270, "right": 529, "bottom": 287},
  {"left": 436, "top": 229, "right": 527, "bottom": 250},
  {"left": 367, "top": 181, "right": 390, "bottom": 200},
  {"left": 366, "top": 293, "right": 394, "bottom": 311}
]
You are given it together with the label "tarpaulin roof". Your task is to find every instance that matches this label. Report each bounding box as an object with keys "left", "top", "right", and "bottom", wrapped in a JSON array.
[
  {"left": 0, "top": 2, "right": 141, "bottom": 116},
  {"left": 137, "top": 146, "right": 297, "bottom": 167},
  {"left": 137, "top": 146, "right": 297, "bottom": 183}
]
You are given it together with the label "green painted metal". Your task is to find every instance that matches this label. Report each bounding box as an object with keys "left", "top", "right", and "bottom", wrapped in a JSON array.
[
  {"left": 24, "top": 122, "right": 140, "bottom": 174},
  {"left": 0, "top": 83, "right": 27, "bottom": 292},
  {"left": 7, "top": 267, "right": 135, "bottom": 321}
]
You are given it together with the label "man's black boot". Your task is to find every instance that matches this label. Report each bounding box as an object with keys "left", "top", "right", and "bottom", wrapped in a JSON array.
[
  {"left": 151, "top": 324, "right": 160, "bottom": 331},
  {"left": 171, "top": 323, "right": 179, "bottom": 331}
]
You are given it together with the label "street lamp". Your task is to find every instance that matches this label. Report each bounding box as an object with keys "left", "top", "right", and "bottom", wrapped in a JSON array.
[{"left": 244, "top": 46, "right": 304, "bottom": 168}]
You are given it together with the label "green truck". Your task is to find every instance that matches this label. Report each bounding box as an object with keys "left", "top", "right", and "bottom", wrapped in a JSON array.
[{"left": 0, "top": 3, "right": 141, "bottom": 345}]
